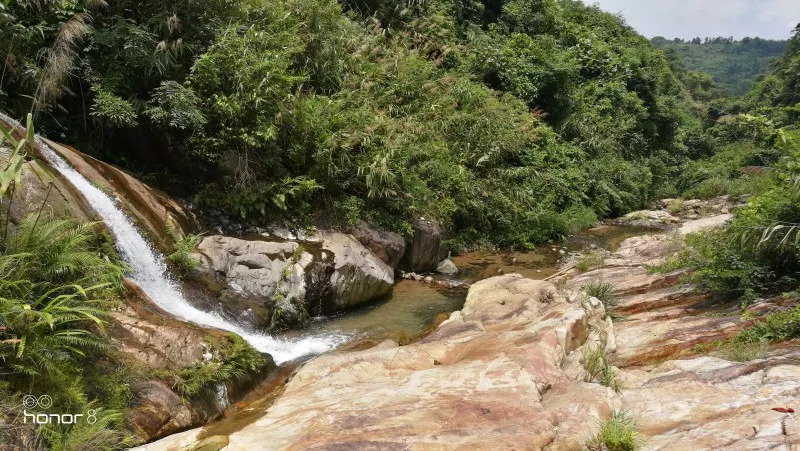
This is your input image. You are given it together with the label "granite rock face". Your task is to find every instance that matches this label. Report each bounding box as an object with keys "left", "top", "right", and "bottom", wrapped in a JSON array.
[
  {"left": 138, "top": 204, "right": 800, "bottom": 451},
  {"left": 141, "top": 274, "right": 620, "bottom": 450},
  {"left": 347, "top": 220, "right": 406, "bottom": 268},
  {"left": 193, "top": 232, "right": 393, "bottom": 330},
  {"left": 401, "top": 216, "right": 443, "bottom": 273}
]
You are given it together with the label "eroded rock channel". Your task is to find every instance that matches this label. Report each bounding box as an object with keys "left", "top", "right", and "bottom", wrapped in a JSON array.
[{"left": 139, "top": 204, "right": 800, "bottom": 450}]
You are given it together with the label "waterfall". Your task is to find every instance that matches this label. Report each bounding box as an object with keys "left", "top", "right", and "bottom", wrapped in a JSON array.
[{"left": 1, "top": 113, "right": 344, "bottom": 364}]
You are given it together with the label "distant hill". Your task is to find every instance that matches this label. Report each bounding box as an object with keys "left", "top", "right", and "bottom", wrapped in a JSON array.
[{"left": 651, "top": 37, "right": 787, "bottom": 95}]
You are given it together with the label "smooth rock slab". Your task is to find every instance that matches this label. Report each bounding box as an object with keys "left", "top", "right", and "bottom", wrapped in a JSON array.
[
  {"left": 621, "top": 350, "right": 800, "bottom": 449},
  {"left": 142, "top": 275, "right": 618, "bottom": 450}
]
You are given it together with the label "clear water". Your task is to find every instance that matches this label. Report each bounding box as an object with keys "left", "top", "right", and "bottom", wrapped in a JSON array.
[
  {"left": 0, "top": 112, "right": 346, "bottom": 364},
  {"left": 280, "top": 280, "right": 464, "bottom": 347}
]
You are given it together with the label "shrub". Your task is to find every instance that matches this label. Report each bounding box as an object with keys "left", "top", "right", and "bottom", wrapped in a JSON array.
[
  {"left": 0, "top": 215, "right": 129, "bottom": 449},
  {"left": 168, "top": 334, "right": 266, "bottom": 398},
  {"left": 666, "top": 198, "right": 684, "bottom": 215},
  {"left": 581, "top": 344, "right": 621, "bottom": 393},
  {"left": 735, "top": 304, "right": 800, "bottom": 344},
  {"left": 166, "top": 233, "right": 203, "bottom": 278},
  {"left": 583, "top": 281, "right": 617, "bottom": 308},
  {"left": 588, "top": 410, "right": 640, "bottom": 451}
]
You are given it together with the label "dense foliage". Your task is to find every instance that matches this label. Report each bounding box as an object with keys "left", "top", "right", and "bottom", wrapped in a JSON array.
[
  {"left": 1, "top": 0, "right": 699, "bottom": 249},
  {"left": 670, "top": 26, "right": 800, "bottom": 304},
  {"left": 652, "top": 36, "right": 787, "bottom": 95}
]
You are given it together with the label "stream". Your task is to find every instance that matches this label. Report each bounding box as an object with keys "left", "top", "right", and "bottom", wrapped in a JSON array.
[
  {"left": 277, "top": 224, "right": 656, "bottom": 361},
  {"left": 186, "top": 223, "right": 656, "bottom": 442}
]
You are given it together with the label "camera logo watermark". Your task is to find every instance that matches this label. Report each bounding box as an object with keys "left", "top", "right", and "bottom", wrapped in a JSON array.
[{"left": 21, "top": 395, "right": 97, "bottom": 425}]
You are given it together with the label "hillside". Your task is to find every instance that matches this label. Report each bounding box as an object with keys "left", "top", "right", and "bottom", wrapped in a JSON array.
[
  {"left": 652, "top": 36, "right": 787, "bottom": 95},
  {"left": 1, "top": 1, "right": 800, "bottom": 449},
  {"left": 0, "top": 0, "right": 697, "bottom": 250}
]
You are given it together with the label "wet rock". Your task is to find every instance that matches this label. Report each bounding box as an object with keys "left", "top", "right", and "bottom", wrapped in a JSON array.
[
  {"left": 145, "top": 275, "right": 617, "bottom": 450},
  {"left": 192, "top": 435, "right": 229, "bottom": 451},
  {"left": 435, "top": 257, "right": 458, "bottom": 275},
  {"left": 46, "top": 140, "right": 200, "bottom": 251},
  {"left": 401, "top": 216, "right": 443, "bottom": 272},
  {"left": 127, "top": 381, "right": 195, "bottom": 441},
  {"left": 116, "top": 280, "right": 272, "bottom": 445},
  {"left": 6, "top": 157, "right": 93, "bottom": 226},
  {"left": 347, "top": 220, "right": 406, "bottom": 268},
  {"left": 194, "top": 236, "right": 312, "bottom": 329}
]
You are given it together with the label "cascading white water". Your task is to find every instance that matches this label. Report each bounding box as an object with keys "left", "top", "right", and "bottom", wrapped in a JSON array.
[{"left": 1, "top": 112, "right": 345, "bottom": 364}]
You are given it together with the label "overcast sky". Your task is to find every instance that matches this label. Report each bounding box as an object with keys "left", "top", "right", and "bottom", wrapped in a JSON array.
[{"left": 590, "top": 0, "right": 800, "bottom": 40}]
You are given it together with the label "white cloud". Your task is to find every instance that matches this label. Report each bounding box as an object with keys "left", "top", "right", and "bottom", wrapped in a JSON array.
[{"left": 590, "top": 0, "right": 799, "bottom": 39}]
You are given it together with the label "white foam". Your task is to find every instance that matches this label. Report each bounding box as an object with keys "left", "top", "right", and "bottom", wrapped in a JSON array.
[{"left": 0, "top": 112, "right": 344, "bottom": 364}]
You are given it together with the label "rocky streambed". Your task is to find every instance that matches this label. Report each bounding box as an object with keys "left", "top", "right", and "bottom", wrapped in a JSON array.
[{"left": 138, "top": 205, "right": 800, "bottom": 450}]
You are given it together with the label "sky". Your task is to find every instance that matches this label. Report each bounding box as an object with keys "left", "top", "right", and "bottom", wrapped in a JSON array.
[{"left": 590, "top": 0, "right": 800, "bottom": 40}]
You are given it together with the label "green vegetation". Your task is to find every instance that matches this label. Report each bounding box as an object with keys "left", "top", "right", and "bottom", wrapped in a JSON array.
[
  {"left": 661, "top": 26, "right": 800, "bottom": 308},
  {"left": 700, "top": 302, "right": 800, "bottom": 362},
  {"left": 736, "top": 304, "right": 800, "bottom": 344},
  {"left": 166, "top": 334, "right": 267, "bottom": 398},
  {"left": 714, "top": 339, "right": 768, "bottom": 362},
  {"left": 576, "top": 252, "right": 605, "bottom": 272},
  {"left": 581, "top": 343, "right": 621, "bottom": 392},
  {"left": 0, "top": 215, "right": 131, "bottom": 449},
  {"left": 588, "top": 410, "right": 640, "bottom": 451},
  {"left": 166, "top": 233, "right": 203, "bottom": 278},
  {"left": 583, "top": 281, "right": 616, "bottom": 308},
  {"left": 1, "top": 0, "right": 700, "bottom": 250},
  {"left": 652, "top": 37, "right": 787, "bottom": 95},
  {"left": 665, "top": 198, "right": 684, "bottom": 215}
]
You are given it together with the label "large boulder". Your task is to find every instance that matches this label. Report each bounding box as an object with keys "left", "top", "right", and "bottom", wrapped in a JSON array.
[
  {"left": 0, "top": 115, "right": 93, "bottom": 225},
  {"left": 194, "top": 236, "right": 317, "bottom": 329},
  {"left": 193, "top": 232, "right": 393, "bottom": 330},
  {"left": 401, "top": 216, "right": 443, "bottom": 272},
  {"left": 320, "top": 232, "right": 394, "bottom": 310},
  {"left": 346, "top": 220, "right": 406, "bottom": 268}
]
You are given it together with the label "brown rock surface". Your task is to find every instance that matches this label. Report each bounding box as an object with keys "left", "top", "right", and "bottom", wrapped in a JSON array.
[
  {"left": 139, "top": 205, "right": 800, "bottom": 450},
  {"left": 44, "top": 139, "right": 200, "bottom": 250},
  {"left": 115, "top": 280, "right": 272, "bottom": 444},
  {"left": 401, "top": 216, "right": 443, "bottom": 272},
  {"left": 140, "top": 275, "right": 618, "bottom": 450}
]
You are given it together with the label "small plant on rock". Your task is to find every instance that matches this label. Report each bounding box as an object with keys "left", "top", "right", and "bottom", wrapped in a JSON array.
[
  {"left": 583, "top": 281, "right": 616, "bottom": 308},
  {"left": 666, "top": 198, "right": 685, "bottom": 215},
  {"left": 166, "top": 233, "right": 203, "bottom": 278},
  {"left": 588, "top": 410, "right": 640, "bottom": 451},
  {"left": 581, "top": 343, "right": 621, "bottom": 392},
  {"left": 714, "top": 340, "right": 768, "bottom": 362},
  {"left": 576, "top": 252, "right": 605, "bottom": 272}
]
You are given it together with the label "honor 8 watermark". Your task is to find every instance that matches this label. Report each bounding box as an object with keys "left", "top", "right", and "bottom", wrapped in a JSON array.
[{"left": 21, "top": 395, "right": 98, "bottom": 425}]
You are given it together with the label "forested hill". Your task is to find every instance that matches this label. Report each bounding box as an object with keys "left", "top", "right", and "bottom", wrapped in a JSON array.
[
  {"left": 0, "top": 0, "right": 699, "bottom": 250},
  {"left": 651, "top": 36, "right": 787, "bottom": 95}
]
